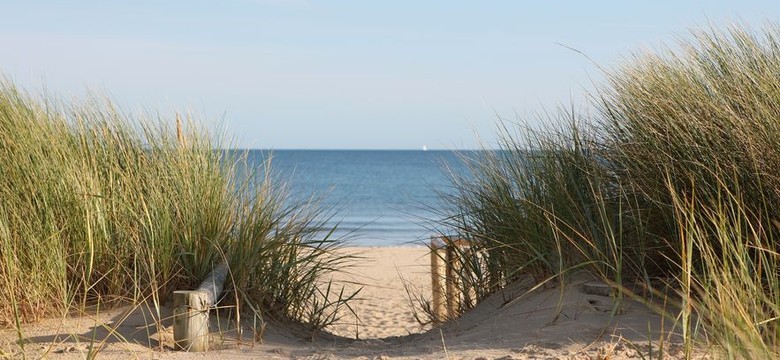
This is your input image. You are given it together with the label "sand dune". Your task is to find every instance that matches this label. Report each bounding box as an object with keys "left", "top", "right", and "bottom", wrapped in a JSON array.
[{"left": 0, "top": 246, "right": 702, "bottom": 359}]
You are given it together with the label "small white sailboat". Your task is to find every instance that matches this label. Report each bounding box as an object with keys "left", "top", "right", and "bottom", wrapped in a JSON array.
[{"left": 422, "top": 145, "right": 428, "bottom": 151}]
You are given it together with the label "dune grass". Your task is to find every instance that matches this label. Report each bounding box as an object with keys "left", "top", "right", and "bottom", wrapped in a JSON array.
[
  {"left": 0, "top": 80, "right": 355, "bottom": 339},
  {"left": 597, "top": 24, "right": 780, "bottom": 357},
  {"left": 438, "top": 113, "right": 648, "bottom": 311},
  {"left": 439, "top": 24, "right": 780, "bottom": 357}
]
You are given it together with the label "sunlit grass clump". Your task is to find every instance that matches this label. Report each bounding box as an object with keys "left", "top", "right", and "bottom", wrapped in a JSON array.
[
  {"left": 441, "top": 24, "right": 780, "bottom": 357},
  {"left": 0, "top": 80, "right": 353, "bottom": 334}
]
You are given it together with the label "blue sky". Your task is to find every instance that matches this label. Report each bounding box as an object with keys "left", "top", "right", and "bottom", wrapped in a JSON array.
[{"left": 1, "top": 1, "right": 779, "bottom": 149}]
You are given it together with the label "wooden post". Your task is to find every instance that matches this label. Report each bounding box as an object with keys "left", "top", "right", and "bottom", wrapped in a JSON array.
[
  {"left": 461, "top": 245, "right": 477, "bottom": 308},
  {"left": 430, "top": 236, "right": 446, "bottom": 322},
  {"left": 444, "top": 242, "right": 455, "bottom": 319},
  {"left": 173, "top": 290, "right": 210, "bottom": 351},
  {"left": 172, "top": 262, "right": 229, "bottom": 352},
  {"left": 431, "top": 235, "right": 473, "bottom": 321}
]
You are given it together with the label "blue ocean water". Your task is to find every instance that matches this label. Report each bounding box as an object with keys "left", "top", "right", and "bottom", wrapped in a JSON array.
[{"left": 248, "top": 150, "right": 468, "bottom": 246}]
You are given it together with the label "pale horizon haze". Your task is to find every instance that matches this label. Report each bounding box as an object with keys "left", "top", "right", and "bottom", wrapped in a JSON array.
[{"left": 1, "top": 1, "right": 779, "bottom": 149}]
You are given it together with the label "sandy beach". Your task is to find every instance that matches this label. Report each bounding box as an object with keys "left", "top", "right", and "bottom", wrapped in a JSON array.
[
  {"left": 326, "top": 246, "right": 434, "bottom": 339},
  {"left": 0, "top": 246, "right": 697, "bottom": 359}
]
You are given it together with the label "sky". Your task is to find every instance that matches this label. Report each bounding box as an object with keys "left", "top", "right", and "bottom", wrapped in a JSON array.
[{"left": 1, "top": 1, "right": 779, "bottom": 150}]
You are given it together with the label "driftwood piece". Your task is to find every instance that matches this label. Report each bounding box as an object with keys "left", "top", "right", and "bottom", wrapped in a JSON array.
[{"left": 196, "top": 262, "right": 229, "bottom": 306}]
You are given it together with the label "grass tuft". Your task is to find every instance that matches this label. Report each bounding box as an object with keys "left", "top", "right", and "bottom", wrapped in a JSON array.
[
  {"left": 0, "top": 79, "right": 355, "bottom": 341},
  {"left": 438, "top": 23, "right": 780, "bottom": 357}
]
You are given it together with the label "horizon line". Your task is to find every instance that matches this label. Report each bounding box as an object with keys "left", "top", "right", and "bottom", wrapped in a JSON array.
[{"left": 225, "top": 147, "right": 495, "bottom": 151}]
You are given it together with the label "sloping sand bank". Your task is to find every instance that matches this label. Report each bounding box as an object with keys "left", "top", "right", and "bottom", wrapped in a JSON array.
[{"left": 0, "top": 246, "right": 702, "bottom": 359}]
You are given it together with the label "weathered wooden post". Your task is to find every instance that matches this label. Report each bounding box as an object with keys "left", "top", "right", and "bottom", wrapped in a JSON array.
[
  {"left": 430, "top": 236, "right": 446, "bottom": 322},
  {"left": 173, "top": 262, "right": 229, "bottom": 352},
  {"left": 460, "top": 244, "right": 477, "bottom": 308},
  {"left": 431, "top": 235, "right": 474, "bottom": 321},
  {"left": 444, "top": 240, "right": 458, "bottom": 319},
  {"left": 173, "top": 290, "right": 210, "bottom": 351}
]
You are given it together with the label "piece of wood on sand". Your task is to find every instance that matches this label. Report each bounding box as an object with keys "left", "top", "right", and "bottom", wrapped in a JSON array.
[
  {"left": 173, "top": 290, "right": 209, "bottom": 351},
  {"left": 173, "top": 262, "right": 229, "bottom": 352}
]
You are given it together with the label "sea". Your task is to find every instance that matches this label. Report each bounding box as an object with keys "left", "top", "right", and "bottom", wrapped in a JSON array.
[{"left": 246, "top": 150, "right": 470, "bottom": 246}]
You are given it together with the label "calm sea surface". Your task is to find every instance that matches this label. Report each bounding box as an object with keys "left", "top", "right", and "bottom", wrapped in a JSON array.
[{"left": 247, "top": 150, "right": 469, "bottom": 246}]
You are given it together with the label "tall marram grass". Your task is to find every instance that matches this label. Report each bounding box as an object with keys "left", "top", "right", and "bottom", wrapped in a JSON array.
[
  {"left": 441, "top": 24, "right": 780, "bottom": 357},
  {"left": 669, "top": 179, "right": 780, "bottom": 358},
  {"left": 598, "top": 25, "right": 780, "bottom": 357},
  {"left": 441, "top": 114, "right": 646, "bottom": 299},
  {"left": 598, "top": 25, "right": 780, "bottom": 259},
  {"left": 0, "top": 80, "right": 354, "bottom": 334}
]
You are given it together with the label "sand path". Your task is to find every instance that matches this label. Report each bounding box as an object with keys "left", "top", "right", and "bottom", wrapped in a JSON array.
[
  {"left": 0, "top": 246, "right": 701, "bottom": 359},
  {"left": 327, "top": 246, "right": 433, "bottom": 339}
]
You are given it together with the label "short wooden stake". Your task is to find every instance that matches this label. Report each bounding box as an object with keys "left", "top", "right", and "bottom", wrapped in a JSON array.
[
  {"left": 444, "top": 242, "right": 459, "bottom": 319},
  {"left": 430, "top": 237, "right": 446, "bottom": 322},
  {"left": 461, "top": 246, "right": 477, "bottom": 308},
  {"left": 173, "top": 290, "right": 210, "bottom": 352},
  {"left": 431, "top": 235, "right": 473, "bottom": 322}
]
